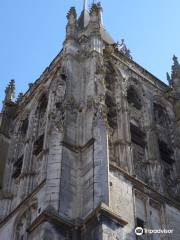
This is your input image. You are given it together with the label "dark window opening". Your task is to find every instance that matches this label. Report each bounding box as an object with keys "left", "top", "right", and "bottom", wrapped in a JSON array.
[
  {"left": 12, "top": 156, "right": 23, "bottom": 178},
  {"left": 105, "top": 75, "right": 114, "bottom": 92},
  {"left": 136, "top": 217, "right": 145, "bottom": 228},
  {"left": 164, "top": 168, "right": 171, "bottom": 177},
  {"left": 105, "top": 94, "right": 117, "bottom": 128},
  {"left": 20, "top": 118, "right": 29, "bottom": 135},
  {"left": 60, "top": 73, "right": 67, "bottom": 80},
  {"left": 136, "top": 218, "right": 145, "bottom": 238},
  {"left": 55, "top": 102, "right": 62, "bottom": 109},
  {"left": 127, "top": 86, "right": 142, "bottom": 110},
  {"left": 38, "top": 95, "right": 48, "bottom": 117},
  {"left": 33, "top": 134, "right": 44, "bottom": 156},
  {"left": 130, "top": 123, "right": 146, "bottom": 147},
  {"left": 158, "top": 140, "right": 174, "bottom": 165}
]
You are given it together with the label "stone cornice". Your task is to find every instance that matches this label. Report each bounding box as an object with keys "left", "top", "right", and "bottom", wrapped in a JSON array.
[
  {"left": 61, "top": 138, "right": 95, "bottom": 153},
  {"left": 111, "top": 50, "right": 169, "bottom": 91},
  {"left": 28, "top": 202, "right": 128, "bottom": 233},
  {"left": 15, "top": 51, "right": 63, "bottom": 115}
]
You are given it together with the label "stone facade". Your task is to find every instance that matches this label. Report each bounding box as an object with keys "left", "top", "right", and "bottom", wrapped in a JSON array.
[{"left": 0, "top": 2, "right": 180, "bottom": 240}]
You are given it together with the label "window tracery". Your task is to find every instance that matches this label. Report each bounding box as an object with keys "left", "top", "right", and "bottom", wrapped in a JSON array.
[
  {"left": 35, "top": 94, "right": 48, "bottom": 137},
  {"left": 130, "top": 123, "right": 147, "bottom": 182},
  {"left": 14, "top": 201, "right": 37, "bottom": 240},
  {"left": 127, "top": 83, "right": 148, "bottom": 182}
]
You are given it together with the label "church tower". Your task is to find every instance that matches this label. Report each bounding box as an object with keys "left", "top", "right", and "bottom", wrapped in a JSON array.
[{"left": 0, "top": 2, "right": 180, "bottom": 240}]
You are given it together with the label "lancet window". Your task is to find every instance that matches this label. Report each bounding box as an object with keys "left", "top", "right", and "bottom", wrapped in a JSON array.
[{"left": 35, "top": 94, "right": 48, "bottom": 137}]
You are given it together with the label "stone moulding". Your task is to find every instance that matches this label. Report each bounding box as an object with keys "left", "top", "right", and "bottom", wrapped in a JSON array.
[
  {"left": 61, "top": 138, "right": 95, "bottom": 153},
  {"left": 110, "top": 162, "right": 180, "bottom": 210},
  {"left": 111, "top": 51, "right": 169, "bottom": 91},
  {"left": 0, "top": 180, "right": 46, "bottom": 227},
  {"left": 27, "top": 202, "right": 128, "bottom": 234}
]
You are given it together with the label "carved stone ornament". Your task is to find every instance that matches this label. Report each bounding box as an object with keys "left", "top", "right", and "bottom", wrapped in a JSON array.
[
  {"left": 93, "top": 95, "right": 107, "bottom": 125},
  {"left": 4, "top": 79, "right": 15, "bottom": 103},
  {"left": 95, "top": 56, "right": 105, "bottom": 75},
  {"left": 172, "top": 55, "right": 180, "bottom": 79},
  {"left": 54, "top": 80, "right": 66, "bottom": 104},
  {"left": 66, "top": 7, "right": 77, "bottom": 23},
  {"left": 116, "top": 39, "right": 132, "bottom": 59},
  {"left": 49, "top": 104, "right": 65, "bottom": 133}
]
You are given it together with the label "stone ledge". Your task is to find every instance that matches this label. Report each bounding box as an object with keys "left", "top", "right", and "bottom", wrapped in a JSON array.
[
  {"left": 28, "top": 202, "right": 128, "bottom": 233},
  {"left": 110, "top": 162, "right": 180, "bottom": 211},
  {"left": 61, "top": 138, "right": 95, "bottom": 153}
]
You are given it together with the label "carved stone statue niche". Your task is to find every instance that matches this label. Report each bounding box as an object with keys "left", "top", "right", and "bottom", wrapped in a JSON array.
[
  {"left": 54, "top": 80, "right": 66, "bottom": 108},
  {"left": 49, "top": 76, "right": 67, "bottom": 133}
]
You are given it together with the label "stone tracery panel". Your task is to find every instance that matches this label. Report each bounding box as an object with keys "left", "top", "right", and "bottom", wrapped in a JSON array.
[
  {"left": 14, "top": 201, "right": 38, "bottom": 240},
  {"left": 127, "top": 81, "right": 148, "bottom": 182}
]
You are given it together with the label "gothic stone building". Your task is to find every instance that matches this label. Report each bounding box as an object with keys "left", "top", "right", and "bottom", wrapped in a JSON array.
[{"left": 0, "top": 3, "right": 180, "bottom": 240}]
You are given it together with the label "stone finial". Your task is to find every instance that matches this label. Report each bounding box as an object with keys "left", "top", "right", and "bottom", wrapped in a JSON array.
[
  {"left": 166, "top": 72, "right": 172, "bottom": 86},
  {"left": 4, "top": 79, "right": 15, "bottom": 103},
  {"left": 172, "top": 55, "right": 180, "bottom": 79},
  {"left": 89, "top": 2, "right": 103, "bottom": 26},
  {"left": 116, "top": 39, "right": 132, "bottom": 59},
  {"left": 16, "top": 93, "right": 24, "bottom": 104},
  {"left": 90, "top": 2, "right": 102, "bottom": 15},
  {"left": 28, "top": 83, "right": 34, "bottom": 89},
  {"left": 66, "top": 7, "right": 77, "bottom": 22},
  {"left": 173, "top": 55, "right": 179, "bottom": 66}
]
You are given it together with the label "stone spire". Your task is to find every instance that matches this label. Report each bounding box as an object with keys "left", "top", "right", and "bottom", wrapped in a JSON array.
[
  {"left": 83, "top": 0, "right": 88, "bottom": 10},
  {"left": 78, "top": 0, "right": 90, "bottom": 28},
  {"left": 4, "top": 79, "right": 15, "bottom": 102},
  {"left": 172, "top": 55, "right": 180, "bottom": 80},
  {"left": 89, "top": 2, "right": 103, "bottom": 24},
  {"left": 65, "top": 7, "right": 77, "bottom": 39},
  {"left": 66, "top": 7, "right": 77, "bottom": 24},
  {"left": 2, "top": 79, "right": 15, "bottom": 111}
]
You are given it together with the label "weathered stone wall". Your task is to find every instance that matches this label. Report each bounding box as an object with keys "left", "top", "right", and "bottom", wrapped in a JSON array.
[
  {"left": 109, "top": 171, "right": 135, "bottom": 240},
  {"left": 0, "top": 3, "right": 180, "bottom": 240},
  {"left": 165, "top": 205, "right": 180, "bottom": 240}
]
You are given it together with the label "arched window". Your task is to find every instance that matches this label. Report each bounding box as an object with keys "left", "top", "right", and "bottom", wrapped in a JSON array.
[
  {"left": 35, "top": 94, "right": 48, "bottom": 137},
  {"left": 12, "top": 117, "right": 29, "bottom": 179},
  {"left": 127, "top": 86, "right": 142, "bottom": 110},
  {"left": 37, "top": 94, "right": 48, "bottom": 121}
]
